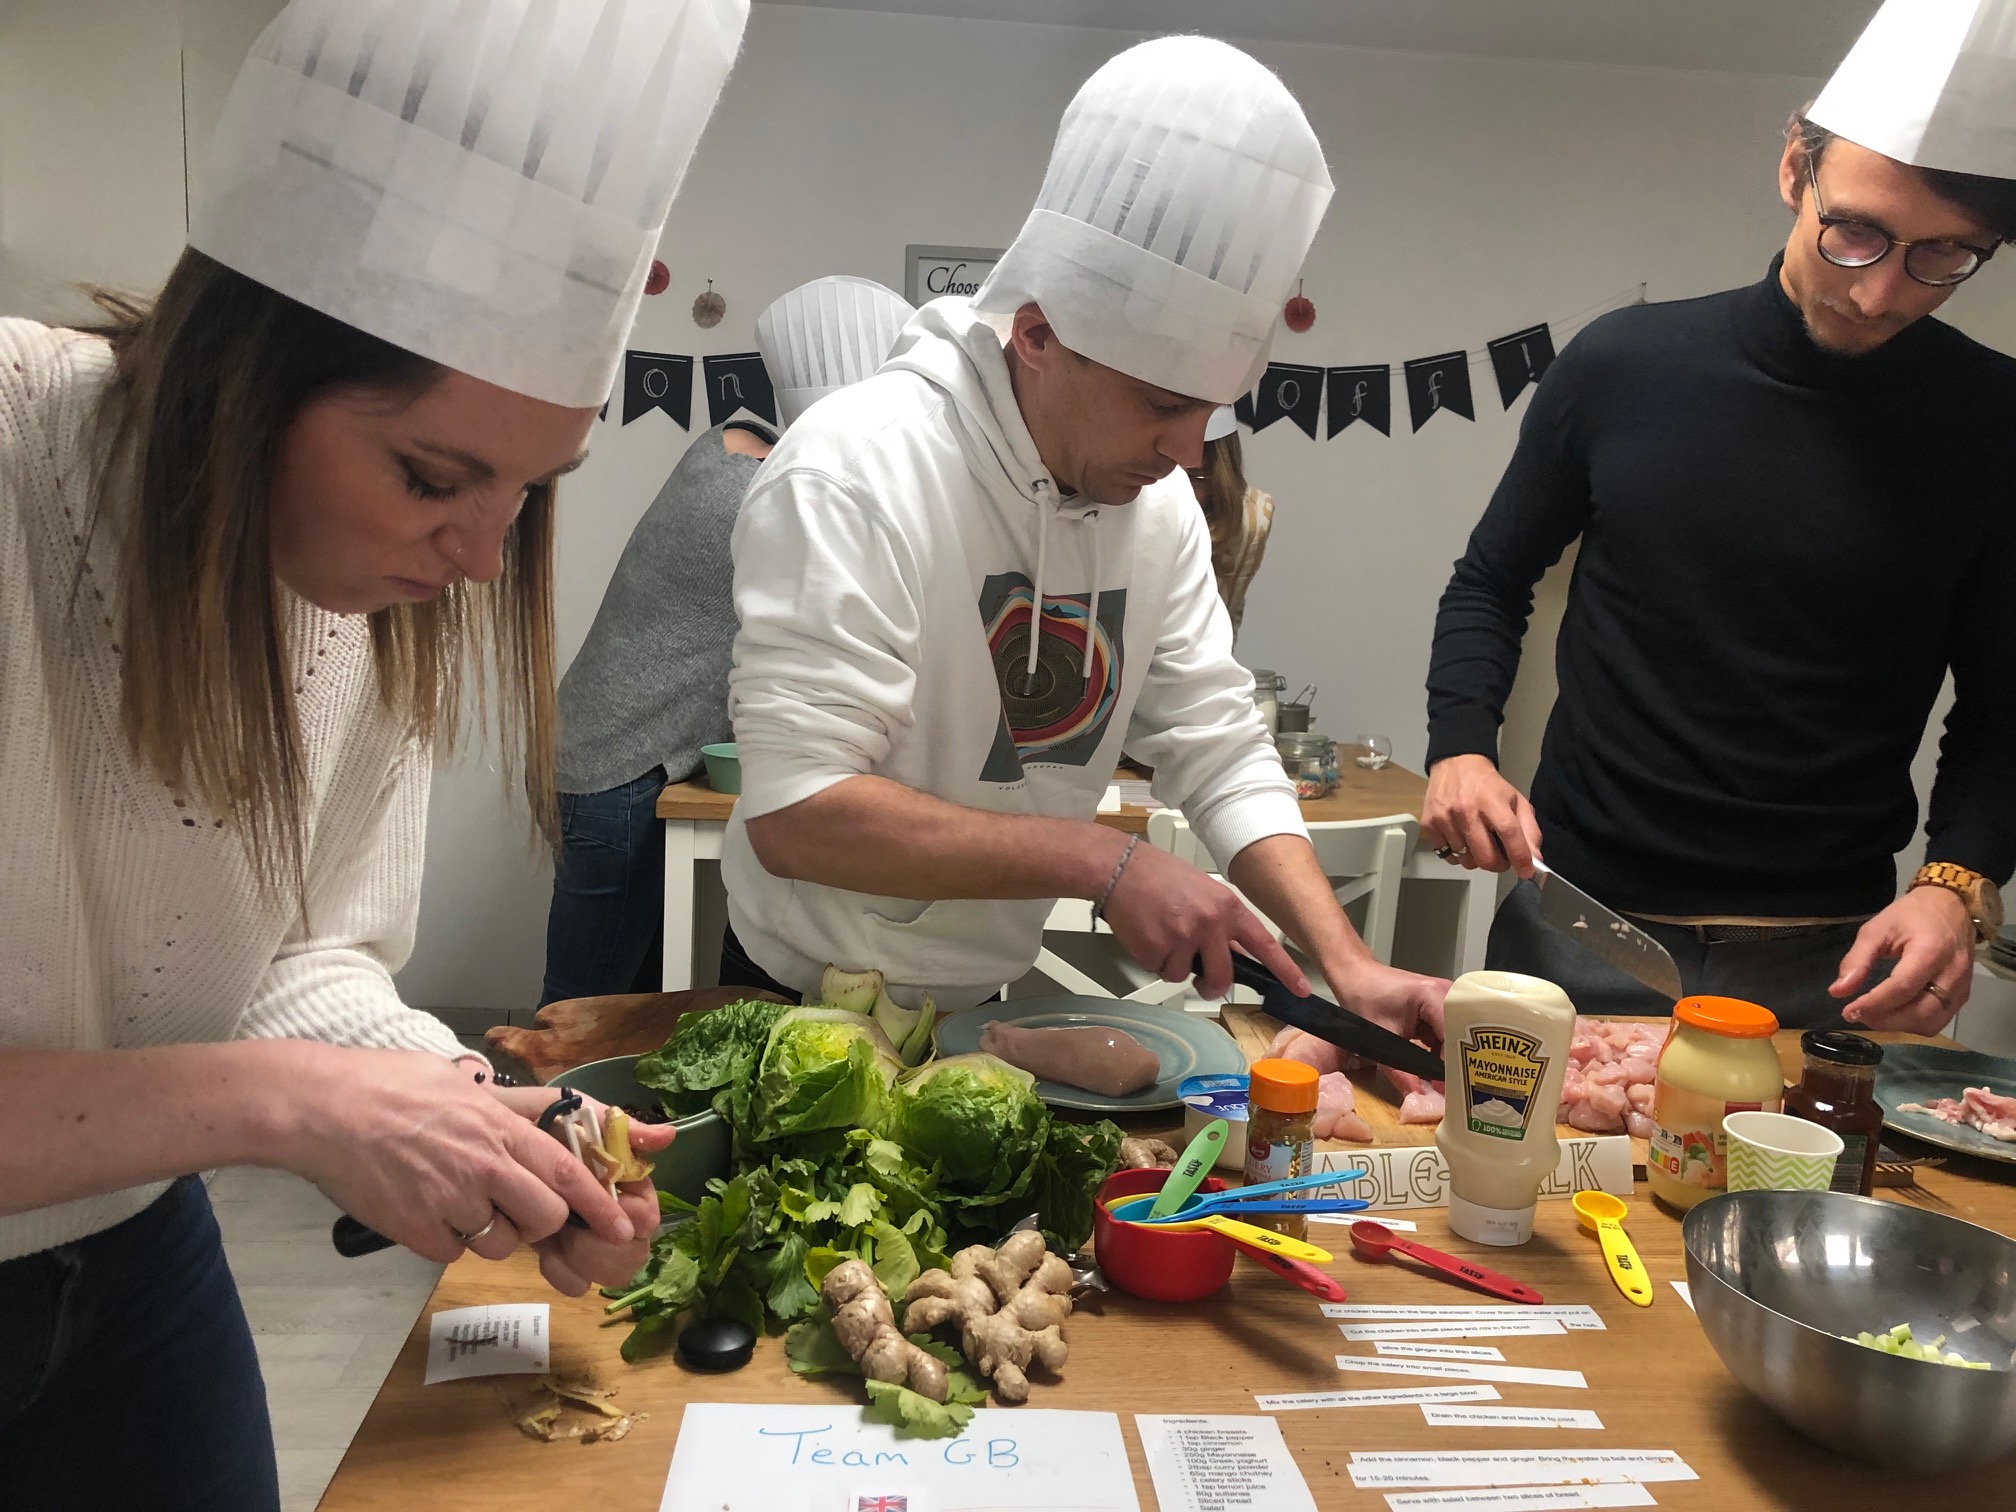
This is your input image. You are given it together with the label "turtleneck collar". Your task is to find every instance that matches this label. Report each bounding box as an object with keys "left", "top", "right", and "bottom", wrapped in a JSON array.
[{"left": 1736, "top": 251, "right": 1941, "bottom": 391}]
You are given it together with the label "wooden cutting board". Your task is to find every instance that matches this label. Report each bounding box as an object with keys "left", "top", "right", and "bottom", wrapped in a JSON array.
[{"left": 1220, "top": 1002, "right": 1652, "bottom": 1167}]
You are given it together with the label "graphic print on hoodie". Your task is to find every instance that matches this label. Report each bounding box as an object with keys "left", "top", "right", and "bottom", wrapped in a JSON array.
[{"left": 979, "top": 574, "right": 1127, "bottom": 781}]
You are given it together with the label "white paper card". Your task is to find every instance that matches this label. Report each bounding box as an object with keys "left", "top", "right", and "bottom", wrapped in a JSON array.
[
  {"left": 1383, "top": 1487, "right": 1655, "bottom": 1511},
  {"left": 658, "top": 1405, "right": 1140, "bottom": 1512},
  {"left": 1257, "top": 1385, "right": 1501, "bottom": 1411},
  {"left": 423, "top": 1303, "right": 548, "bottom": 1384},
  {"left": 1136, "top": 1415, "right": 1317, "bottom": 1512},
  {"left": 1337, "top": 1357, "right": 1587, "bottom": 1389},
  {"left": 1343, "top": 1319, "right": 1566, "bottom": 1342},
  {"left": 1671, "top": 1282, "right": 1694, "bottom": 1312},
  {"left": 1348, "top": 1451, "right": 1696, "bottom": 1489},
  {"left": 1313, "top": 1137, "right": 1631, "bottom": 1212},
  {"left": 1421, "top": 1406, "right": 1604, "bottom": 1430},
  {"left": 1311, "top": 1214, "right": 1418, "bottom": 1230},
  {"left": 1374, "top": 1342, "right": 1506, "bottom": 1361},
  {"left": 1324, "top": 1305, "right": 1605, "bottom": 1331}
]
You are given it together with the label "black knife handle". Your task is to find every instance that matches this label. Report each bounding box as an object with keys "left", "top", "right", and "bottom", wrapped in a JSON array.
[
  {"left": 1208, "top": 952, "right": 1448, "bottom": 1083},
  {"left": 331, "top": 1215, "right": 399, "bottom": 1257}
]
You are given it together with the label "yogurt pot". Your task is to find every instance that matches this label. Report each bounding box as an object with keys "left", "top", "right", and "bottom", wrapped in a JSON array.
[{"left": 1179, "top": 1073, "right": 1250, "bottom": 1171}]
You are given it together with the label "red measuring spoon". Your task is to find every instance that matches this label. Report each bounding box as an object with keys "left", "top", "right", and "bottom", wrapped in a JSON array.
[
  {"left": 1231, "top": 1239, "right": 1348, "bottom": 1302},
  {"left": 1348, "top": 1221, "right": 1544, "bottom": 1305}
]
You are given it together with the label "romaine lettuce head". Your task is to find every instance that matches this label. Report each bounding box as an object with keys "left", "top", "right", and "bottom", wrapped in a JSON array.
[
  {"left": 746, "top": 1007, "right": 904, "bottom": 1145},
  {"left": 892, "top": 1053, "right": 1047, "bottom": 1193}
]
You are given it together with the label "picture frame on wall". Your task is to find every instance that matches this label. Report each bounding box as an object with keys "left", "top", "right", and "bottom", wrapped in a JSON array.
[{"left": 904, "top": 244, "right": 1004, "bottom": 306}]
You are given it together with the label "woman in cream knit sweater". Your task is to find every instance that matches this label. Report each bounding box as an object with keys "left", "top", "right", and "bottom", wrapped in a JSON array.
[{"left": 0, "top": 0, "right": 750, "bottom": 1505}]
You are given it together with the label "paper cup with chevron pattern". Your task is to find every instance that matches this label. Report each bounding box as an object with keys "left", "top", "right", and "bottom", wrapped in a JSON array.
[{"left": 1723, "top": 1111, "right": 1845, "bottom": 1193}]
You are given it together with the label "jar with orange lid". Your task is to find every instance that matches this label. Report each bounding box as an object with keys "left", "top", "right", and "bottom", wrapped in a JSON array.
[
  {"left": 1646, "top": 997, "right": 1784, "bottom": 1212},
  {"left": 1244, "top": 1058, "right": 1318, "bottom": 1239}
]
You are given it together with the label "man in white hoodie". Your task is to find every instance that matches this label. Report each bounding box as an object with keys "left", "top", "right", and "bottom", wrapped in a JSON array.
[{"left": 722, "top": 37, "right": 1449, "bottom": 1037}]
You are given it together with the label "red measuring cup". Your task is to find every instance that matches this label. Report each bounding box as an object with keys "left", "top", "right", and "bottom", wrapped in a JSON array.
[{"left": 1348, "top": 1221, "right": 1544, "bottom": 1305}]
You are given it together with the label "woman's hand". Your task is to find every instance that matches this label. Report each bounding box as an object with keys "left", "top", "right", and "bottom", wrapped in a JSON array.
[{"left": 279, "top": 1047, "right": 648, "bottom": 1265}]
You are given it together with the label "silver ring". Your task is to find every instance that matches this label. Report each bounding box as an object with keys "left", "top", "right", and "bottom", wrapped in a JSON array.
[
  {"left": 453, "top": 1213, "right": 499, "bottom": 1244},
  {"left": 1923, "top": 981, "right": 1950, "bottom": 1005}
]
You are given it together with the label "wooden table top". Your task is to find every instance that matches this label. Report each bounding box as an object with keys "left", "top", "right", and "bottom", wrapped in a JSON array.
[
  {"left": 657, "top": 760, "right": 1430, "bottom": 834},
  {"left": 319, "top": 1031, "right": 2016, "bottom": 1510}
]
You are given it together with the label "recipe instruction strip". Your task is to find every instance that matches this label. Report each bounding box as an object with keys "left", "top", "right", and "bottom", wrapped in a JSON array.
[
  {"left": 1136, "top": 1415, "right": 1317, "bottom": 1512},
  {"left": 1342, "top": 1319, "right": 1567, "bottom": 1342},
  {"left": 1383, "top": 1487, "right": 1655, "bottom": 1511},
  {"left": 1373, "top": 1343, "right": 1505, "bottom": 1361},
  {"left": 1337, "top": 1357, "right": 1588, "bottom": 1389},
  {"left": 1325, "top": 1305, "right": 1606, "bottom": 1330},
  {"left": 423, "top": 1303, "right": 549, "bottom": 1384},
  {"left": 1348, "top": 1451, "right": 1697, "bottom": 1489},
  {"left": 1421, "top": 1407, "right": 1605, "bottom": 1430},
  {"left": 1257, "top": 1385, "right": 1502, "bottom": 1412}
]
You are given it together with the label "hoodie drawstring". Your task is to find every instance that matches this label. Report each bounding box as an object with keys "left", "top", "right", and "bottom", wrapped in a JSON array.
[{"left": 1023, "top": 495, "right": 1103, "bottom": 684}]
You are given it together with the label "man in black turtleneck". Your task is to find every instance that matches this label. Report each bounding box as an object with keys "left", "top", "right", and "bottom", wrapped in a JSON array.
[{"left": 1421, "top": 109, "right": 2016, "bottom": 1034}]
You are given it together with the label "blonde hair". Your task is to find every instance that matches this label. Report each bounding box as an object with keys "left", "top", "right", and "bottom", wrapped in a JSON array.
[
  {"left": 1194, "top": 430, "right": 1249, "bottom": 589},
  {"left": 86, "top": 249, "right": 558, "bottom": 897}
]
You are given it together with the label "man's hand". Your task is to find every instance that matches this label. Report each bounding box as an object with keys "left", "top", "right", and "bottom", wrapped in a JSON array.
[
  {"left": 1100, "top": 842, "right": 1312, "bottom": 1000},
  {"left": 1831, "top": 886, "right": 1975, "bottom": 1033},
  {"left": 1321, "top": 958, "right": 1453, "bottom": 1045},
  {"left": 1421, "top": 754, "right": 1544, "bottom": 877}
]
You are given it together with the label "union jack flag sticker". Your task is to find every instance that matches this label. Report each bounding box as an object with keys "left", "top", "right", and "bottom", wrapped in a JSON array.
[{"left": 854, "top": 1498, "right": 908, "bottom": 1512}]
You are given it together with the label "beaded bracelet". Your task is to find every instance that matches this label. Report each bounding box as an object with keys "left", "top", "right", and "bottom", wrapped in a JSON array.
[{"left": 1090, "top": 834, "right": 1141, "bottom": 927}]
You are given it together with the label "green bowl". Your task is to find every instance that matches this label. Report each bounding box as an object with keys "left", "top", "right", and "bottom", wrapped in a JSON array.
[
  {"left": 548, "top": 1055, "right": 732, "bottom": 1208},
  {"left": 700, "top": 742, "right": 740, "bottom": 794}
]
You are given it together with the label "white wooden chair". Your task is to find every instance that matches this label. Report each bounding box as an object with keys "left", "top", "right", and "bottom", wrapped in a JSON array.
[{"left": 1026, "top": 809, "right": 1420, "bottom": 1004}]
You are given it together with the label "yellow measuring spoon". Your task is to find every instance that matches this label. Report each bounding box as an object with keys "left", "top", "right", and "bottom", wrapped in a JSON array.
[
  {"left": 1145, "top": 1212, "right": 1334, "bottom": 1265},
  {"left": 1573, "top": 1189, "right": 1653, "bottom": 1308}
]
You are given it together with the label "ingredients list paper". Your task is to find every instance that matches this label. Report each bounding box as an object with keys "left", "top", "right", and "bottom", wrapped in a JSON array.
[
  {"left": 1136, "top": 1416, "right": 1317, "bottom": 1512},
  {"left": 423, "top": 1303, "right": 549, "bottom": 1384},
  {"left": 657, "top": 1404, "right": 1141, "bottom": 1512}
]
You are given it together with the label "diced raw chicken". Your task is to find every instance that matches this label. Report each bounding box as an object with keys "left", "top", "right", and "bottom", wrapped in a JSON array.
[
  {"left": 1399, "top": 1088, "right": 1447, "bottom": 1124},
  {"left": 1313, "top": 1071, "right": 1374, "bottom": 1143},
  {"left": 1899, "top": 1087, "right": 2016, "bottom": 1143}
]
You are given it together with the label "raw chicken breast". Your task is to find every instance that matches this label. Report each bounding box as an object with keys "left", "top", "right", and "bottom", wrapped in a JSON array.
[
  {"left": 1899, "top": 1086, "right": 2016, "bottom": 1143},
  {"left": 1267, "top": 1027, "right": 1358, "bottom": 1077},
  {"left": 1399, "top": 1088, "right": 1447, "bottom": 1124},
  {"left": 978, "top": 1021, "right": 1161, "bottom": 1097},
  {"left": 1314, "top": 1071, "right": 1374, "bottom": 1143}
]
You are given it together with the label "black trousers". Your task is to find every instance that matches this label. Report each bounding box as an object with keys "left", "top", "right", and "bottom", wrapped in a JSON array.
[{"left": 1486, "top": 879, "right": 1888, "bottom": 1029}]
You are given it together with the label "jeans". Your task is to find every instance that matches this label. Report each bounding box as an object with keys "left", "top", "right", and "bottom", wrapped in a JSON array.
[
  {"left": 0, "top": 1176, "right": 278, "bottom": 1511},
  {"left": 1487, "top": 878, "right": 1886, "bottom": 1029},
  {"left": 540, "top": 766, "right": 667, "bottom": 1006}
]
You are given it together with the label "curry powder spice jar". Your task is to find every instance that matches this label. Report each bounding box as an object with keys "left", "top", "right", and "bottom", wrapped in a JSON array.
[
  {"left": 1244, "top": 1058, "right": 1319, "bottom": 1239},
  {"left": 1783, "top": 1029, "right": 1885, "bottom": 1195}
]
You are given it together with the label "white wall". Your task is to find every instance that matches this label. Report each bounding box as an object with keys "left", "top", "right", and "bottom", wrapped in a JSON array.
[{"left": 5, "top": 3, "right": 2008, "bottom": 1012}]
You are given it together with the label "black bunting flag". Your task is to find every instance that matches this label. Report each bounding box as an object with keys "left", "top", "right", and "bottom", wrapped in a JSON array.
[
  {"left": 1233, "top": 391, "right": 1257, "bottom": 429},
  {"left": 703, "top": 352, "right": 777, "bottom": 427},
  {"left": 1486, "top": 323, "right": 1556, "bottom": 409},
  {"left": 1245, "top": 362, "right": 1324, "bottom": 438},
  {"left": 1325, "top": 364, "right": 1391, "bottom": 438},
  {"left": 1404, "top": 350, "right": 1474, "bottom": 433},
  {"left": 620, "top": 350, "right": 693, "bottom": 428}
]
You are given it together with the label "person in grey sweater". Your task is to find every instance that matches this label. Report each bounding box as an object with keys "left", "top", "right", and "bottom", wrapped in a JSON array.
[{"left": 540, "top": 276, "right": 916, "bottom": 1004}]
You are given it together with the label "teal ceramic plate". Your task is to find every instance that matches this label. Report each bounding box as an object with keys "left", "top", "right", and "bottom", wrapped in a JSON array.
[
  {"left": 934, "top": 996, "right": 1246, "bottom": 1113},
  {"left": 1876, "top": 1043, "right": 2016, "bottom": 1165}
]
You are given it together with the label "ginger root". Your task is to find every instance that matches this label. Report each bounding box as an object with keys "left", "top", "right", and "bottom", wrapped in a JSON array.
[
  {"left": 822, "top": 1259, "right": 949, "bottom": 1403},
  {"left": 1118, "top": 1136, "right": 1182, "bottom": 1170},
  {"left": 899, "top": 1230, "right": 1074, "bottom": 1404}
]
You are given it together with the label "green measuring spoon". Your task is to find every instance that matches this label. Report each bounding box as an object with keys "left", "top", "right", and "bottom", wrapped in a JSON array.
[{"left": 1147, "top": 1119, "right": 1229, "bottom": 1218}]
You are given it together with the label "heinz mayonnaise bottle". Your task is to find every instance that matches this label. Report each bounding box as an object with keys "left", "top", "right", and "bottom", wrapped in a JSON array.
[{"left": 1436, "top": 971, "right": 1577, "bottom": 1247}]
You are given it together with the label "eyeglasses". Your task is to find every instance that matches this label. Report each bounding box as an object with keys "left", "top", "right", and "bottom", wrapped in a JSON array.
[{"left": 1806, "top": 157, "right": 1998, "bottom": 287}]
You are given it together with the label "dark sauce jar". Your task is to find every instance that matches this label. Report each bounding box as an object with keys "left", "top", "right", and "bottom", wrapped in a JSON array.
[{"left": 1782, "top": 1030, "right": 1885, "bottom": 1195}]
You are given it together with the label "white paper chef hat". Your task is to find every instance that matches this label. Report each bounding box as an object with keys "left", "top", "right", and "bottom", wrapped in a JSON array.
[
  {"left": 1203, "top": 405, "right": 1238, "bottom": 442},
  {"left": 754, "top": 276, "right": 917, "bottom": 429},
  {"left": 1810, "top": 0, "right": 2016, "bottom": 179},
  {"left": 188, "top": 0, "right": 749, "bottom": 408},
  {"left": 973, "top": 35, "right": 1332, "bottom": 405}
]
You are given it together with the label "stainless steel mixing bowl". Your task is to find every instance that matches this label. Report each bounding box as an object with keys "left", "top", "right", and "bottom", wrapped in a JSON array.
[{"left": 1683, "top": 1189, "right": 2016, "bottom": 1471}]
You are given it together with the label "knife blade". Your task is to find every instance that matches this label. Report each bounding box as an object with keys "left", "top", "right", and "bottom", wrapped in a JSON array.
[
  {"left": 1218, "top": 953, "right": 1448, "bottom": 1082},
  {"left": 1530, "top": 861, "right": 1683, "bottom": 1002}
]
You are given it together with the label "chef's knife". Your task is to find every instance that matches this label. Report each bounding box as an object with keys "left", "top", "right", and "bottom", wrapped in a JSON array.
[
  {"left": 1531, "top": 861, "right": 1683, "bottom": 1002},
  {"left": 1213, "top": 952, "right": 1447, "bottom": 1083}
]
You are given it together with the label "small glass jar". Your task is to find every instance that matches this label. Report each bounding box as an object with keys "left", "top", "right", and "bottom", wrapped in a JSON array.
[
  {"left": 1783, "top": 1030, "right": 1884, "bottom": 1195},
  {"left": 1245, "top": 1058, "right": 1319, "bottom": 1239},
  {"left": 1250, "top": 668, "right": 1284, "bottom": 736},
  {"left": 1276, "top": 732, "right": 1336, "bottom": 800}
]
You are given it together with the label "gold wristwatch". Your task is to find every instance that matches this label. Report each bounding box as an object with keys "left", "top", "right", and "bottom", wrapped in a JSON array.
[{"left": 1910, "top": 863, "right": 2005, "bottom": 945}]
